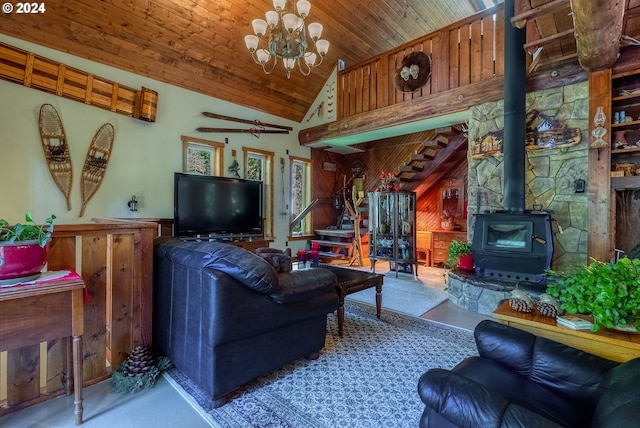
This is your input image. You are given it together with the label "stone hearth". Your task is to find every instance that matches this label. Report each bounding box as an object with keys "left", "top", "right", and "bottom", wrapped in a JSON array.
[{"left": 447, "top": 270, "right": 548, "bottom": 316}]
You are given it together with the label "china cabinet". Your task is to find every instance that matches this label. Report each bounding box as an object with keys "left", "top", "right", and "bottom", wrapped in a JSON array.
[{"left": 368, "top": 191, "right": 417, "bottom": 277}]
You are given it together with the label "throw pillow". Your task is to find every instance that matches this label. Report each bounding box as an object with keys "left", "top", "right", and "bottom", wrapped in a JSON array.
[{"left": 254, "top": 247, "right": 292, "bottom": 273}]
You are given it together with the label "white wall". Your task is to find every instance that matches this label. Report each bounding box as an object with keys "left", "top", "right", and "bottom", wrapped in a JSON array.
[{"left": 0, "top": 34, "right": 332, "bottom": 250}]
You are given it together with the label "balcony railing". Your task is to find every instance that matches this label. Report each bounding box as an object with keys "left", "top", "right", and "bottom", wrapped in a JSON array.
[{"left": 337, "top": 5, "right": 505, "bottom": 120}]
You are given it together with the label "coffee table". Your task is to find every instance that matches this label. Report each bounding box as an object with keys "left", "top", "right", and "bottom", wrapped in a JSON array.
[{"left": 319, "top": 264, "right": 384, "bottom": 336}]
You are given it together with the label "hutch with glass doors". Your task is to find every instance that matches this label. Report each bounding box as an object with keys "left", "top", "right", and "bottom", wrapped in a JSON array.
[{"left": 368, "top": 191, "right": 417, "bottom": 277}]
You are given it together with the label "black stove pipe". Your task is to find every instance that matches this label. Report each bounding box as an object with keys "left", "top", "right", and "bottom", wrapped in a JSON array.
[{"left": 503, "top": 0, "right": 527, "bottom": 213}]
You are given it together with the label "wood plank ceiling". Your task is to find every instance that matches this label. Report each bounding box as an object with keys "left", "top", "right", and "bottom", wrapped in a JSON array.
[{"left": 0, "top": 0, "right": 494, "bottom": 122}]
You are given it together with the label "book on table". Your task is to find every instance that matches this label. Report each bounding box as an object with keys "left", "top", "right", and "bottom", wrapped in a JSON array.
[{"left": 556, "top": 315, "right": 593, "bottom": 330}]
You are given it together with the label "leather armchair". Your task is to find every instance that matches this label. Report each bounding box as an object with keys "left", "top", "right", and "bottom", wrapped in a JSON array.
[
  {"left": 153, "top": 237, "right": 338, "bottom": 407},
  {"left": 418, "top": 320, "right": 640, "bottom": 428}
]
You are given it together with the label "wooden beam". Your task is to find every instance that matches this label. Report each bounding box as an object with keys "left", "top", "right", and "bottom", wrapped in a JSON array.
[
  {"left": 587, "top": 69, "right": 613, "bottom": 262},
  {"left": 571, "top": 0, "right": 625, "bottom": 71},
  {"left": 523, "top": 28, "right": 575, "bottom": 50},
  {"left": 299, "top": 77, "right": 504, "bottom": 145},
  {"left": 511, "top": 0, "right": 571, "bottom": 29}
]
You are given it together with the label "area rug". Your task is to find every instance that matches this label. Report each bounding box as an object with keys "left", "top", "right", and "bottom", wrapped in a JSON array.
[
  {"left": 345, "top": 265, "right": 449, "bottom": 317},
  {"left": 164, "top": 301, "right": 477, "bottom": 428}
]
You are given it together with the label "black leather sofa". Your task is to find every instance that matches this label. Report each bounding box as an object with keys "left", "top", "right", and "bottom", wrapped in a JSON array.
[
  {"left": 418, "top": 320, "right": 640, "bottom": 428},
  {"left": 153, "top": 237, "right": 338, "bottom": 407}
]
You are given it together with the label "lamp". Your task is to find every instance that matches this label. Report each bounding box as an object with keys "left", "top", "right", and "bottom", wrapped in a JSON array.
[{"left": 244, "top": 0, "right": 329, "bottom": 79}]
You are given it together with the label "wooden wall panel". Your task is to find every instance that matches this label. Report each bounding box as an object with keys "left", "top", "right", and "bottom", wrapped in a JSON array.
[
  {"left": 81, "top": 234, "right": 108, "bottom": 382},
  {"left": 110, "top": 233, "right": 134, "bottom": 367},
  {"left": 311, "top": 149, "right": 347, "bottom": 232}
]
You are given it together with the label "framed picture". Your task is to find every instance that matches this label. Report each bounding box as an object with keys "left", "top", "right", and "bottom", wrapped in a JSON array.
[{"left": 181, "top": 136, "right": 224, "bottom": 175}]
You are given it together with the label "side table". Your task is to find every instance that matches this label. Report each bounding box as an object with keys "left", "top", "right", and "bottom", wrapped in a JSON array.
[
  {"left": 0, "top": 271, "right": 84, "bottom": 425},
  {"left": 493, "top": 300, "right": 640, "bottom": 362}
]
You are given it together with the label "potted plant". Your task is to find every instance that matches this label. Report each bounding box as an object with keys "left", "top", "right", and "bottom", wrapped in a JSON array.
[
  {"left": 0, "top": 212, "right": 56, "bottom": 282},
  {"left": 545, "top": 257, "right": 640, "bottom": 332},
  {"left": 446, "top": 240, "right": 473, "bottom": 271}
]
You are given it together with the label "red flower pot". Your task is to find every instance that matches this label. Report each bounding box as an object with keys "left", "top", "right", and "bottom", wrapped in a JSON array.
[
  {"left": 457, "top": 253, "right": 474, "bottom": 271},
  {"left": 0, "top": 241, "right": 48, "bottom": 281}
]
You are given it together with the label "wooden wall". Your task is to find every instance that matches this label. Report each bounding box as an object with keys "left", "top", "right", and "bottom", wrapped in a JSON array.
[
  {"left": 0, "top": 220, "right": 156, "bottom": 416},
  {"left": 310, "top": 149, "right": 349, "bottom": 231},
  {"left": 312, "top": 139, "right": 469, "bottom": 235}
]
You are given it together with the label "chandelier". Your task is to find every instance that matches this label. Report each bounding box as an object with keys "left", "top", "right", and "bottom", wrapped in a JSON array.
[{"left": 244, "top": 0, "right": 329, "bottom": 79}]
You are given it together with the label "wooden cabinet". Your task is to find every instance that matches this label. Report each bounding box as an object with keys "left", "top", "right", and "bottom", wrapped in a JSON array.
[
  {"left": 226, "top": 238, "right": 272, "bottom": 252},
  {"left": 611, "top": 69, "right": 640, "bottom": 190},
  {"left": 368, "top": 191, "right": 417, "bottom": 276},
  {"left": 430, "top": 230, "right": 467, "bottom": 267}
]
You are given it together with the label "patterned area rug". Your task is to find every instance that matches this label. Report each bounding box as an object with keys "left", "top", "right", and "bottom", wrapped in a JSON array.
[{"left": 164, "top": 301, "right": 477, "bottom": 428}]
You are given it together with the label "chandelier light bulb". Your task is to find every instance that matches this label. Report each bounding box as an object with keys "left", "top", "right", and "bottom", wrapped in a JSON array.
[
  {"left": 283, "top": 13, "right": 299, "bottom": 33},
  {"left": 316, "top": 39, "right": 329, "bottom": 55},
  {"left": 252, "top": 19, "right": 267, "bottom": 38},
  {"left": 256, "top": 49, "right": 271, "bottom": 64},
  {"left": 297, "top": 0, "right": 311, "bottom": 18},
  {"left": 265, "top": 11, "right": 278, "bottom": 28},
  {"left": 307, "top": 22, "right": 323, "bottom": 40},
  {"left": 304, "top": 52, "right": 317, "bottom": 67},
  {"left": 273, "top": 0, "right": 285, "bottom": 12},
  {"left": 244, "top": 35, "right": 259, "bottom": 52}
]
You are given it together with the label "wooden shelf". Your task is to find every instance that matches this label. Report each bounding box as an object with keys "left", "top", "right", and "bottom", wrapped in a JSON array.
[
  {"left": 611, "top": 147, "right": 640, "bottom": 154},
  {"left": 612, "top": 93, "right": 640, "bottom": 102},
  {"left": 493, "top": 301, "right": 640, "bottom": 363},
  {"left": 611, "top": 119, "right": 640, "bottom": 128},
  {"left": 611, "top": 175, "right": 640, "bottom": 190}
]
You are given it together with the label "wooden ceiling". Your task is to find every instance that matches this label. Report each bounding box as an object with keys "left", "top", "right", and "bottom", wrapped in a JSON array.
[
  {"left": 3, "top": 1, "right": 640, "bottom": 123},
  {"left": 0, "top": 0, "right": 495, "bottom": 122}
]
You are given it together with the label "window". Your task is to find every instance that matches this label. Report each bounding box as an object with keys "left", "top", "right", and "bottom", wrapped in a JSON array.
[
  {"left": 290, "top": 156, "right": 312, "bottom": 237},
  {"left": 181, "top": 136, "right": 224, "bottom": 176},
  {"left": 243, "top": 148, "right": 273, "bottom": 238}
]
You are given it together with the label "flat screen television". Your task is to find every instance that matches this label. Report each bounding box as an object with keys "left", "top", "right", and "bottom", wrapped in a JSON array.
[{"left": 174, "top": 173, "right": 263, "bottom": 238}]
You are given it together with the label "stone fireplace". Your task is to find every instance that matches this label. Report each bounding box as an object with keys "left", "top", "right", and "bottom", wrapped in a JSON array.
[{"left": 448, "top": 3, "right": 589, "bottom": 315}]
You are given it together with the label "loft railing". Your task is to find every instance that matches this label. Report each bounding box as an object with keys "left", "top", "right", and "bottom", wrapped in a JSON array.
[{"left": 337, "top": 5, "right": 505, "bottom": 120}]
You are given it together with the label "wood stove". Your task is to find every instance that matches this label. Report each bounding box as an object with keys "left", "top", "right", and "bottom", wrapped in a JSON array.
[
  {"left": 471, "top": 211, "right": 553, "bottom": 282},
  {"left": 469, "top": 0, "right": 554, "bottom": 286}
]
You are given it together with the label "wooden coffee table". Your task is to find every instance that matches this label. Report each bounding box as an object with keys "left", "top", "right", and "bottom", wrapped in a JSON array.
[
  {"left": 493, "top": 301, "right": 640, "bottom": 362},
  {"left": 320, "top": 264, "right": 384, "bottom": 336}
]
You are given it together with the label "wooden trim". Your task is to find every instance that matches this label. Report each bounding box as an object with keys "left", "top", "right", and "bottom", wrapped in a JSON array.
[
  {"left": 587, "top": 69, "right": 613, "bottom": 262},
  {"left": 181, "top": 135, "right": 225, "bottom": 176}
]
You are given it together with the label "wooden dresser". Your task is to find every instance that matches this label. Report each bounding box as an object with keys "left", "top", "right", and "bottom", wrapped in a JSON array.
[{"left": 430, "top": 230, "right": 468, "bottom": 266}]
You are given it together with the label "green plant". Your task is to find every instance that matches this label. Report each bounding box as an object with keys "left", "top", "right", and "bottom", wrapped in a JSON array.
[
  {"left": 545, "top": 257, "right": 640, "bottom": 332},
  {"left": 0, "top": 212, "right": 56, "bottom": 247},
  {"left": 445, "top": 240, "right": 472, "bottom": 268}
]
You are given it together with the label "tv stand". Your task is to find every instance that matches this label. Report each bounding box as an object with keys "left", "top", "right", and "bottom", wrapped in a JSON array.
[{"left": 179, "top": 235, "right": 273, "bottom": 251}]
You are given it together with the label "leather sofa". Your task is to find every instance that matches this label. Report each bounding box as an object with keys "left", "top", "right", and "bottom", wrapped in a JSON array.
[
  {"left": 418, "top": 320, "right": 640, "bottom": 428},
  {"left": 153, "top": 237, "right": 338, "bottom": 407}
]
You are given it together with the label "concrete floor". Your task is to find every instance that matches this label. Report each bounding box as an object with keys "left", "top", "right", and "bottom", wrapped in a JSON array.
[{"left": 0, "top": 267, "right": 489, "bottom": 428}]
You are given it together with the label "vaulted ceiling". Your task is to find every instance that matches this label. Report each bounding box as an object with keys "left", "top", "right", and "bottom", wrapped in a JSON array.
[
  {"left": 2, "top": 0, "right": 640, "bottom": 124},
  {"left": 0, "top": 0, "right": 499, "bottom": 122}
]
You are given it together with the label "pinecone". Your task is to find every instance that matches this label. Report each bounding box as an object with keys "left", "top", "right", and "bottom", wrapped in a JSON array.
[
  {"left": 537, "top": 302, "right": 559, "bottom": 318},
  {"left": 509, "top": 298, "right": 533, "bottom": 313},
  {"left": 509, "top": 289, "right": 534, "bottom": 313},
  {"left": 122, "top": 346, "right": 155, "bottom": 377},
  {"left": 536, "top": 293, "right": 562, "bottom": 318}
]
